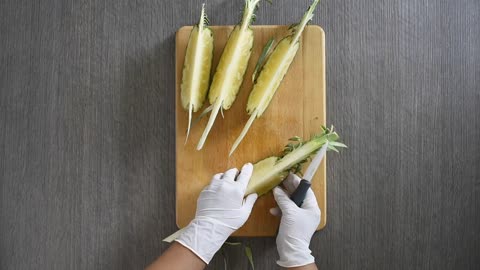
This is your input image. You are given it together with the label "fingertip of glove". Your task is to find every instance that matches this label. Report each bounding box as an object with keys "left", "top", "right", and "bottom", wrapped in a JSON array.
[
  {"left": 245, "top": 192, "right": 258, "bottom": 201},
  {"left": 273, "top": 186, "right": 283, "bottom": 196},
  {"left": 241, "top": 163, "right": 253, "bottom": 174},
  {"left": 269, "top": 207, "right": 281, "bottom": 216},
  {"left": 223, "top": 167, "right": 239, "bottom": 181},
  {"left": 273, "top": 187, "right": 287, "bottom": 201},
  {"left": 243, "top": 193, "right": 258, "bottom": 210},
  {"left": 213, "top": 173, "right": 224, "bottom": 180},
  {"left": 286, "top": 173, "right": 301, "bottom": 184}
]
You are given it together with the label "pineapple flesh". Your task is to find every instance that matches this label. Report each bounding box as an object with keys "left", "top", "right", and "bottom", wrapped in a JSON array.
[
  {"left": 196, "top": 0, "right": 260, "bottom": 150},
  {"left": 208, "top": 26, "right": 254, "bottom": 109},
  {"left": 246, "top": 37, "right": 299, "bottom": 116},
  {"left": 245, "top": 156, "right": 287, "bottom": 196},
  {"left": 180, "top": 4, "right": 214, "bottom": 142}
]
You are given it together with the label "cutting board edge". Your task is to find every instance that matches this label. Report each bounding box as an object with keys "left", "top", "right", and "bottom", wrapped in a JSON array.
[{"left": 176, "top": 24, "right": 325, "bottom": 32}]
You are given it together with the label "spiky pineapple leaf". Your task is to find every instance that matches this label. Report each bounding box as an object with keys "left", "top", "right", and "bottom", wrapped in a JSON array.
[
  {"left": 245, "top": 245, "right": 255, "bottom": 270},
  {"left": 223, "top": 255, "right": 228, "bottom": 270},
  {"left": 289, "top": 0, "right": 320, "bottom": 44},
  {"left": 288, "top": 23, "right": 298, "bottom": 30},
  {"left": 224, "top": 241, "right": 242, "bottom": 246},
  {"left": 327, "top": 145, "right": 339, "bottom": 153},
  {"left": 241, "top": 0, "right": 261, "bottom": 25},
  {"left": 329, "top": 141, "right": 348, "bottom": 148},
  {"left": 289, "top": 136, "right": 302, "bottom": 141},
  {"left": 252, "top": 37, "right": 275, "bottom": 82}
]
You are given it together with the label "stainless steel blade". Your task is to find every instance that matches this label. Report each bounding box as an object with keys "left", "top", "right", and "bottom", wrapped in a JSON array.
[{"left": 302, "top": 142, "right": 329, "bottom": 182}]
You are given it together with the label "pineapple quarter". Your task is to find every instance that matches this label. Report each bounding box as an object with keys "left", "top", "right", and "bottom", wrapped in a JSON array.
[
  {"left": 247, "top": 36, "right": 299, "bottom": 116},
  {"left": 208, "top": 26, "right": 254, "bottom": 109},
  {"left": 180, "top": 25, "right": 214, "bottom": 112},
  {"left": 196, "top": 0, "right": 260, "bottom": 150},
  {"left": 180, "top": 3, "right": 214, "bottom": 142}
]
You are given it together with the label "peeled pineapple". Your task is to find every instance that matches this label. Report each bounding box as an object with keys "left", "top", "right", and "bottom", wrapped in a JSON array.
[
  {"left": 229, "top": 0, "right": 321, "bottom": 155},
  {"left": 207, "top": 26, "right": 254, "bottom": 109},
  {"left": 180, "top": 3, "right": 214, "bottom": 142},
  {"left": 246, "top": 36, "right": 299, "bottom": 116},
  {"left": 196, "top": 0, "right": 261, "bottom": 150}
]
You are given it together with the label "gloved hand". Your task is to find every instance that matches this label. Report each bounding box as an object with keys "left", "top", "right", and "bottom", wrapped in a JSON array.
[
  {"left": 176, "top": 163, "right": 258, "bottom": 264},
  {"left": 270, "top": 173, "right": 321, "bottom": 268}
]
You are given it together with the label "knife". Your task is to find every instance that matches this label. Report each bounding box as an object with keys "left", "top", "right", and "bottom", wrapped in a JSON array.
[{"left": 290, "top": 142, "right": 329, "bottom": 207}]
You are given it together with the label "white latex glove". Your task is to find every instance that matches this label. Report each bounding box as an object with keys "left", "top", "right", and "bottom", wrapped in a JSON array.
[
  {"left": 176, "top": 163, "right": 258, "bottom": 264},
  {"left": 270, "top": 173, "right": 321, "bottom": 268}
]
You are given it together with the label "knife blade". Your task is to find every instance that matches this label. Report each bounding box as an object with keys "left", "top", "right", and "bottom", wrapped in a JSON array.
[{"left": 290, "top": 142, "right": 329, "bottom": 207}]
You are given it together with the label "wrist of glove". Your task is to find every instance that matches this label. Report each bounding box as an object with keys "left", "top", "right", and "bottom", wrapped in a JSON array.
[
  {"left": 270, "top": 174, "right": 321, "bottom": 268},
  {"left": 176, "top": 164, "right": 258, "bottom": 264}
]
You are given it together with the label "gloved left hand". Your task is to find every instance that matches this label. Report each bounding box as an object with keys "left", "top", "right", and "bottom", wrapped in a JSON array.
[{"left": 176, "top": 163, "right": 258, "bottom": 264}]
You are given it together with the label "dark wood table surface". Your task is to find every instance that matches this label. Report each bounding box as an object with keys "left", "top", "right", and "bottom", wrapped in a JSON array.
[{"left": 1, "top": 0, "right": 479, "bottom": 269}]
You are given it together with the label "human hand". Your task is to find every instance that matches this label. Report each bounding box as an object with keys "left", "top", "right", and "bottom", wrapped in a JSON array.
[
  {"left": 176, "top": 163, "right": 258, "bottom": 264},
  {"left": 270, "top": 174, "right": 321, "bottom": 268}
]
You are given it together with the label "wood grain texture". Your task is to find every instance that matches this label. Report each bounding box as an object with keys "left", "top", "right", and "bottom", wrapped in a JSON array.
[
  {"left": 175, "top": 25, "right": 326, "bottom": 236},
  {"left": 1, "top": 0, "right": 479, "bottom": 269}
]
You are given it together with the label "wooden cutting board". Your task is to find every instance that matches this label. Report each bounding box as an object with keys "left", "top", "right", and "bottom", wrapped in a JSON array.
[{"left": 175, "top": 25, "right": 326, "bottom": 236}]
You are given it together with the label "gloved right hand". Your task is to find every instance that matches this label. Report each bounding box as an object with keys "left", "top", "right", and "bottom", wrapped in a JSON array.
[{"left": 270, "top": 174, "right": 321, "bottom": 268}]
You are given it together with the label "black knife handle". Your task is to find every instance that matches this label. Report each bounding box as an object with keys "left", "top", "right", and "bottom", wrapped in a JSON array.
[{"left": 290, "top": 179, "right": 311, "bottom": 207}]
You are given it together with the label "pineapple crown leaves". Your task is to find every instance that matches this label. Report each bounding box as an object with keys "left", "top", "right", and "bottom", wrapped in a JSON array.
[
  {"left": 288, "top": 23, "right": 299, "bottom": 30},
  {"left": 289, "top": 0, "right": 320, "bottom": 38},
  {"left": 203, "top": 12, "right": 210, "bottom": 26},
  {"left": 282, "top": 136, "right": 309, "bottom": 174},
  {"left": 245, "top": 245, "right": 255, "bottom": 270},
  {"left": 241, "top": 0, "right": 261, "bottom": 25},
  {"left": 245, "top": 0, "right": 273, "bottom": 24},
  {"left": 280, "top": 125, "right": 347, "bottom": 174},
  {"left": 198, "top": 3, "right": 210, "bottom": 27},
  {"left": 250, "top": 9, "right": 258, "bottom": 24},
  {"left": 252, "top": 37, "right": 276, "bottom": 82}
]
